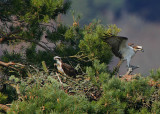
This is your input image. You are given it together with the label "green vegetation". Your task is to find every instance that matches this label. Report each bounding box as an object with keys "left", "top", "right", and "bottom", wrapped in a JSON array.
[{"left": 0, "top": 0, "right": 159, "bottom": 113}]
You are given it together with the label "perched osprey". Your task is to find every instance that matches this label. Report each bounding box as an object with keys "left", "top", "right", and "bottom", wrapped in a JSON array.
[
  {"left": 54, "top": 56, "right": 77, "bottom": 78},
  {"left": 102, "top": 34, "right": 144, "bottom": 71}
]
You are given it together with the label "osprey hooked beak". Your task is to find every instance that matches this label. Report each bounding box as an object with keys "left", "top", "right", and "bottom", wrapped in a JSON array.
[
  {"left": 134, "top": 46, "right": 144, "bottom": 52},
  {"left": 138, "top": 46, "right": 144, "bottom": 52}
]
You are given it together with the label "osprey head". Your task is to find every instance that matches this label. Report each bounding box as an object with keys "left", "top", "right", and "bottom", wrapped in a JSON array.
[
  {"left": 133, "top": 46, "right": 144, "bottom": 52},
  {"left": 54, "top": 56, "right": 61, "bottom": 61}
]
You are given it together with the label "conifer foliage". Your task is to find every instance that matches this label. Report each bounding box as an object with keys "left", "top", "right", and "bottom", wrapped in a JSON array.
[{"left": 0, "top": 0, "right": 159, "bottom": 113}]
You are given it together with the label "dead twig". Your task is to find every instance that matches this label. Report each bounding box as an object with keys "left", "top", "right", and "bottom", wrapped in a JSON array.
[
  {"left": 0, "top": 61, "right": 15, "bottom": 67},
  {"left": 0, "top": 61, "right": 26, "bottom": 74},
  {"left": 56, "top": 72, "right": 64, "bottom": 90},
  {"left": 0, "top": 104, "right": 10, "bottom": 112},
  {"left": 120, "top": 74, "right": 138, "bottom": 81}
]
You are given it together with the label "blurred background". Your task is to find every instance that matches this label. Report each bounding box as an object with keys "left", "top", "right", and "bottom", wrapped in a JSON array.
[{"left": 63, "top": 0, "right": 160, "bottom": 75}]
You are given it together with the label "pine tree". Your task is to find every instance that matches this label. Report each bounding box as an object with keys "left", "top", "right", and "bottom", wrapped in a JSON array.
[
  {"left": 0, "top": 0, "right": 71, "bottom": 64},
  {"left": 0, "top": 0, "right": 159, "bottom": 114}
]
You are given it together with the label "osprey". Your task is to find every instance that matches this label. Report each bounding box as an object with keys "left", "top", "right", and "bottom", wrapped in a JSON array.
[
  {"left": 54, "top": 56, "right": 77, "bottom": 78},
  {"left": 102, "top": 34, "right": 144, "bottom": 72}
]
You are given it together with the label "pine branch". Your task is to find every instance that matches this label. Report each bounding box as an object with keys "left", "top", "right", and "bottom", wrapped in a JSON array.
[
  {"left": 69, "top": 51, "right": 97, "bottom": 62},
  {"left": 0, "top": 32, "right": 56, "bottom": 55},
  {"left": 9, "top": 83, "right": 23, "bottom": 100},
  {"left": 148, "top": 79, "right": 160, "bottom": 88},
  {"left": 0, "top": 29, "right": 21, "bottom": 41}
]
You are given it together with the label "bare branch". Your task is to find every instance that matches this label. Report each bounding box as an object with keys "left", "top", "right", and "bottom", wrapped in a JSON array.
[
  {"left": 0, "top": 104, "right": 10, "bottom": 112},
  {"left": 39, "top": 23, "right": 56, "bottom": 31},
  {"left": 0, "top": 61, "right": 15, "bottom": 67}
]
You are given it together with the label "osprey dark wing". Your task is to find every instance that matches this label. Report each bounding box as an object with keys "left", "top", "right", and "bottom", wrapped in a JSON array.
[
  {"left": 62, "top": 63, "right": 77, "bottom": 78},
  {"left": 102, "top": 34, "right": 128, "bottom": 59}
]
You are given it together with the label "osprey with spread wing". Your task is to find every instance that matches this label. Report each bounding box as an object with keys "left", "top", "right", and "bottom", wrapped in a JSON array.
[{"left": 102, "top": 34, "right": 144, "bottom": 71}]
